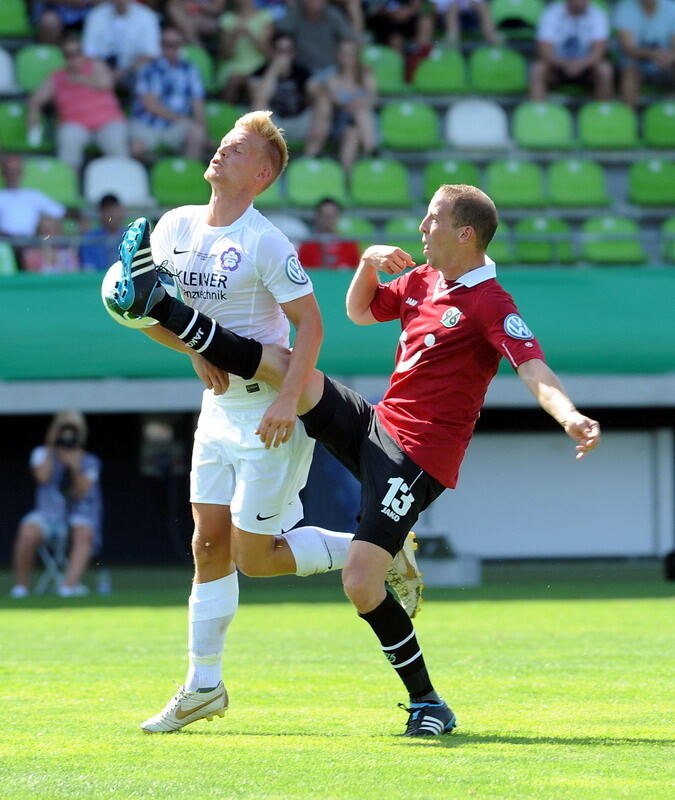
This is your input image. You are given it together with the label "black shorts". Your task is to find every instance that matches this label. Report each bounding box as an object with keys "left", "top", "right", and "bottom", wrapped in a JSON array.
[{"left": 300, "top": 376, "right": 445, "bottom": 557}]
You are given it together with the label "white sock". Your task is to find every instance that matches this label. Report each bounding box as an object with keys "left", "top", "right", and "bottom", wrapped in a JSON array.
[
  {"left": 184, "top": 571, "right": 239, "bottom": 692},
  {"left": 283, "top": 525, "right": 353, "bottom": 577}
]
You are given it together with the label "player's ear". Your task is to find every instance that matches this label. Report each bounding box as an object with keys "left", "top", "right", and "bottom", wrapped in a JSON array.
[{"left": 256, "top": 163, "right": 272, "bottom": 188}]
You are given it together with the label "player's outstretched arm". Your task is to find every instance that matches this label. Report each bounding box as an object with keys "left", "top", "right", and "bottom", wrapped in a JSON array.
[
  {"left": 517, "top": 358, "right": 601, "bottom": 460},
  {"left": 346, "top": 245, "right": 415, "bottom": 324}
]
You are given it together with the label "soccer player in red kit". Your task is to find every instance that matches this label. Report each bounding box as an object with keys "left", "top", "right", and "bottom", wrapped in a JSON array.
[{"left": 113, "top": 184, "right": 601, "bottom": 736}]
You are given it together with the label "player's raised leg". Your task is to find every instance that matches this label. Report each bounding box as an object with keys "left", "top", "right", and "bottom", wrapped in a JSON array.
[{"left": 140, "top": 503, "right": 235, "bottom": 733}]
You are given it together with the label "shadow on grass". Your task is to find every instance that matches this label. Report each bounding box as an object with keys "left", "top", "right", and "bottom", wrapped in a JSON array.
[{"left": 1, "top": 562, "right": 672, "bottom": 610}]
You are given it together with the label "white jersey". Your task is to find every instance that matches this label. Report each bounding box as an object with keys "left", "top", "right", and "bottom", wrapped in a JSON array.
[{"left": 151, "top": 203, "right": 314, "bottom": 405}]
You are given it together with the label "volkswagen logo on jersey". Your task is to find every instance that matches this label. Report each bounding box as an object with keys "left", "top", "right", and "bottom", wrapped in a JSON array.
[
  {"left": 440, "top": 306, "right": 462, "bottom": 328},
  {"left": 218, "top": 247, "right": 242, "bottom": 272},
  {"left": 504, "top": 313, "right": 534, "bottom": 340},
  {"left": 285, "top": 254, "right": 309, "bottom": 285}
]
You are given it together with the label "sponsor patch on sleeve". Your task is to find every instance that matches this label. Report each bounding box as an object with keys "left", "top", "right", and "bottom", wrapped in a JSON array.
[
  {"left": 285, "top": 254, "right": 309, "bottom": 285},
  {"left": 504, "top": 313, "right": 534, "bottom": 340}
]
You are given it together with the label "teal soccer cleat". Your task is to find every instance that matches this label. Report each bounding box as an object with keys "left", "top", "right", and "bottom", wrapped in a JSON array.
[
  {"left": 400, "top": 700, "right": 457, "bottom": 737},
  {"left": 114, "top": 217, "right": 166, "bottom": 318}
]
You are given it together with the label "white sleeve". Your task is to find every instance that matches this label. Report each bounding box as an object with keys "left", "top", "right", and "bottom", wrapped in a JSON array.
[
  {"left": 81, "top": 9, "right": 102, "bottom": 58},
  {"left": 536, "top": 5, "right": 558, "bottom": 42},
  {"left": 150, "top": 210, "right": 179, "bottom": 270},
  {"left": 590, "top": 7, "right": 609, "bottom": 40},
  {"left": 37, "top": 192, "right": 65, "bottom": 219},
  {"left": 29, "top": 446, "right": 47, "bottom": 468},
  {"left": 255, "top": 228, "right": 314, "bottom": 304}
]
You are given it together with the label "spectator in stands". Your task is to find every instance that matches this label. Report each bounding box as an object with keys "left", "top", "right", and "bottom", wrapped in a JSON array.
[
  {"left": 433, "top": 0, "right": 502, "bottom": 48},
  {"left": 615, "top": 0, "right": 675, "bottom": 107},
  {"left": 326, "top": 39, "right": 377, "bottom": 171},
  {"left": 82, "top": 0, "right": 161, "bottom": 87},
  {"left": 79, "top": 194, "right": 126, "bottom": 272},
  {"left": 0, "top": 154, "right": 66, "bottom": 238},
  {"left": 278, "top": 0, "right": 355, "bottom": 78},
  {"left": 10, "top": 411, "right": 102, "bottom": 599},
  {"left": 248, "top": 33, "right": 331, "bottom": 157},
  {"left": 298, "top": 198, "right": 361, "bottom": 269},
  {"left": 130, "top": 28, "right": 207, "bottom": 160},
  {"left": 218, "top": 0, "right": 274, "bottom": 103},
  {"left": 20, "top": 217, "right": 80, "bottom": 274},
  {"left": 33, "top": 1, "right": 98, "bottom": 45},
  {"left": 333, "top": 0, "right": 365, "bottom": 36},
  {"left": 366, "top": 1, "right": 435, "bottom": 70},
  {"left": 167, "top": 0, "right": 226, "bottom": 46},
  {"left": 530, "top": 0, "right": 613, "bottom": 101},
  {"left": 27, "top": 36, "right": 129, "bottom": 172}
]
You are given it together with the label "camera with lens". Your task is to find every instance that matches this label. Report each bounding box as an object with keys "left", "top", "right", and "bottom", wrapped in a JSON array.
[{"left": 54, "top": 424, "right": 81, "bottom": 449}]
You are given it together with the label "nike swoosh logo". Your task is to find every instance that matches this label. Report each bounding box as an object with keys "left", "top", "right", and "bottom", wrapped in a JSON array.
[
  {"left": 173, "top": 247, "right": 190, "bottom": 255},
  {"left": 175, "top": 692, "right": 224, "bottom": 720},
  {"left": 256, "top": 513, "right": 279, "bottom": 521}
]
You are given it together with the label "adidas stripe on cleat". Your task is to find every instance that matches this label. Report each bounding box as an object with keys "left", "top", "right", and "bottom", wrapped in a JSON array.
[
  {"left": 400, "top": 700, "right": 457, "bottom": 737},
  {"left": 115, "top": 217, "right": 166, "bottom": 318},
  {"left": 386, "top": 531, "right": 424, "bottom": 619}
]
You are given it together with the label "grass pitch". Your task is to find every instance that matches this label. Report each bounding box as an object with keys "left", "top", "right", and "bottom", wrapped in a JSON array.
[{"left": 1, "top": 563, "right": 673, "bottom": 800}]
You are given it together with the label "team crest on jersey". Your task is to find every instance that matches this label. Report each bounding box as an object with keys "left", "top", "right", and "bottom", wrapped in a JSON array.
[
  {"left": 218, "top": 247, "right": 242, "bottom": 272},
  {"left": 504, "top": 313, "right": 534, "bottom": 340},
  {"left": 285, "top": 254, "right": 309, "bottom": 285},
  {"left": 441, "top": 306, "right": 462, "bottom": 328}
]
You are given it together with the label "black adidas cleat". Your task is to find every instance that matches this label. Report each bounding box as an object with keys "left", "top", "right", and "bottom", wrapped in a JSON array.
[
  {"left": 115, "top": 217, "right": 166, "bottom": 317},
  {"left": 400, "top": 700, "right": 457, "bottom": 737}
]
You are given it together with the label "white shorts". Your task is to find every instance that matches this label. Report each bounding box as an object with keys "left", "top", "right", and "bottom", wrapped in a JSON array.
[{"left": 190, "top": 386, "right": 315, "bottom": 534}]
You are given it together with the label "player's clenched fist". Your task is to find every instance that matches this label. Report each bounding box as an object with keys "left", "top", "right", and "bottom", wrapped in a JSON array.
[{"left": 361, "top": 245, "right": 416, "bottom": 275}]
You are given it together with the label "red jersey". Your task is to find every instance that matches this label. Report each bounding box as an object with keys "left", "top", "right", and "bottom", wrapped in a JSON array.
[
  {"left": 299, "top": 239, "right": 361, "bottom": 269},
  {"left": 369, "top": 262, "right": 545, "bottom": 488}
]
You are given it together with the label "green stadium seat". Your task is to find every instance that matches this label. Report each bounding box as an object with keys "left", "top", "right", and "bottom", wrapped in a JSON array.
[
  {"left": 628, "top": 158, "right": 675, "bottom": 205},
  {"left": 412, "top": 47, "right": 465, "bottom": 93},
  {"left": 362, "top": 45, "right": 406, "bottom": 94},
  {"left": 205, "top": 101, "right": 243, "bottom": 144},
  {"left": 578, "top": 102, "right": 639, "bottom": 149},
  {"left": 660, "top": 217, "right": 675, "bottom": 262},
  {"left": 642, "top": 101, "right": 675, "bottom": 148},
  {"left": 512, "top": 102, "right": 574, "bottom": 149},
  {"left": 181, "top": 44, "right": 214, "bottom": 92},
  {"left": 255, "top": 178, "right": 285, "bottom": 209},
  {"left": 15, "top": 45, "right": 64, "bottom": 92},
  {"left": 380, "top": 100, "right": 440, "bottom": 149},
  {"left": 337, "top": 215, "right": 376, "bottom": 239},
  {"left": 548, "top": 158, "right": 609, "bottom": 206},
  {"left": 514, "top": 217, "right": 574, "bottom": 264},
  {"left": 0, "top": 242, "right": 18, "bottom": 275},
  {"left": 0, "top": 101, "right": 52, "bottom": 152},
  {"left": 151, "top": 157, "right": 208, "bottom": 206},
  {"left": 286, "top": 157, "right": 347, "bottom": 207},
  {"left": 0, "top": 0, "right": 31, "bottom": 37},
  {"left": 487, "top": 221, "right": 515, "bottom": 264},
  {"left": 492, "top": 0, "right": 543, "bottom": 28},
  {"left": 384, "top": 216, "right": 425, "bottom": 264},
  {"left": 351, "top": 158, "right": 410, "bottom": 207},
  {"left": 22, "top": 157, "right": 79, "bottom": 206},
  {"left": 581, "top": 216, "right": 645, "bottom": 264},
  {"left": 468, "top": 46, "right": 527, "bottom": 94},
  {"left": 423, "top": 159, "right": 480, "bottom": 201},
  {"left": 485, "top": 159, "right": 545, "bottom": 207}
]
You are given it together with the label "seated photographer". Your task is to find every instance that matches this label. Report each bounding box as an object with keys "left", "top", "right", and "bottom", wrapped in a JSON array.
[{"left": 10, "top": 411, "right": 102, "bottom": 599}]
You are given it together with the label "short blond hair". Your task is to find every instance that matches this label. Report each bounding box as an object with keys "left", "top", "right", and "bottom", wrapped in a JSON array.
[
  {"left": 234, "top": 110, "right": 288, "bottom": 192},
  {"left": 434, "top": 184, "right": 498, "bottom": 250}
]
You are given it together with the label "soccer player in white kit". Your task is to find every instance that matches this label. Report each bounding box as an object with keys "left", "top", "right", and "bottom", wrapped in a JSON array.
[{"left": 128, "top": 112, "right": 361, "bottom": 732}]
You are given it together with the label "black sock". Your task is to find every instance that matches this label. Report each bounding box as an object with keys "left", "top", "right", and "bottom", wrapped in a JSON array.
[
  {"left": 151, "top": 295, "right": 262, "bottom": 380},
  {"left": 359, "top": 591, "right": 435, "bottom": 700}
]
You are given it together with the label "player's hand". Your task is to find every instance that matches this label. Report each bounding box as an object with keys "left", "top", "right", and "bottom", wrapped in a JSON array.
[
  {"left": 361, "top": 245, "right": 416, "bottom": 275},
  {"left": 256, "top": 396, "right": 297, "bottom": 449},
  {"left": 190, "top": 352, "right": 230, "bottom": 395},
  {"left": 563, "top": 414, "right": 601, "bottom": 460}
]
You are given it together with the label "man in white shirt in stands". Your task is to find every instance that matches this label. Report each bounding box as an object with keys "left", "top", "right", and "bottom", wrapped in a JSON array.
[
  {"left": 82, "top": 0, "right": 161, "bottom": 88},
  {"left": 530, "top": 0, "right": 613, "bottom": 101},
  {"left": 0, "top": 154, "right": 65, "bottom": 238}
]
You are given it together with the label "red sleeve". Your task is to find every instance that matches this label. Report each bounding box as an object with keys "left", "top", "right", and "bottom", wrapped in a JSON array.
[
  {"left": 369, "top": 271, "right": 411, "bottom": 322},
  {"left": 474, "top": 283, "right": 546, "bottom": 369}
]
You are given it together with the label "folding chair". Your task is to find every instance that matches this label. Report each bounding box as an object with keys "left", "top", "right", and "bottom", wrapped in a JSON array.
[{"left": 34, "top": 522, "right": 68, "bottom": 595}]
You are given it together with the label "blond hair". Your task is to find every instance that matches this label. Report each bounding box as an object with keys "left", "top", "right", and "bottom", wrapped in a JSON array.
[
  {"left": 434, "top": 184, "right": 498, "bottom": 250},
  {"left": 234, "top": 110, "right": 288, "bottom": 192}
]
